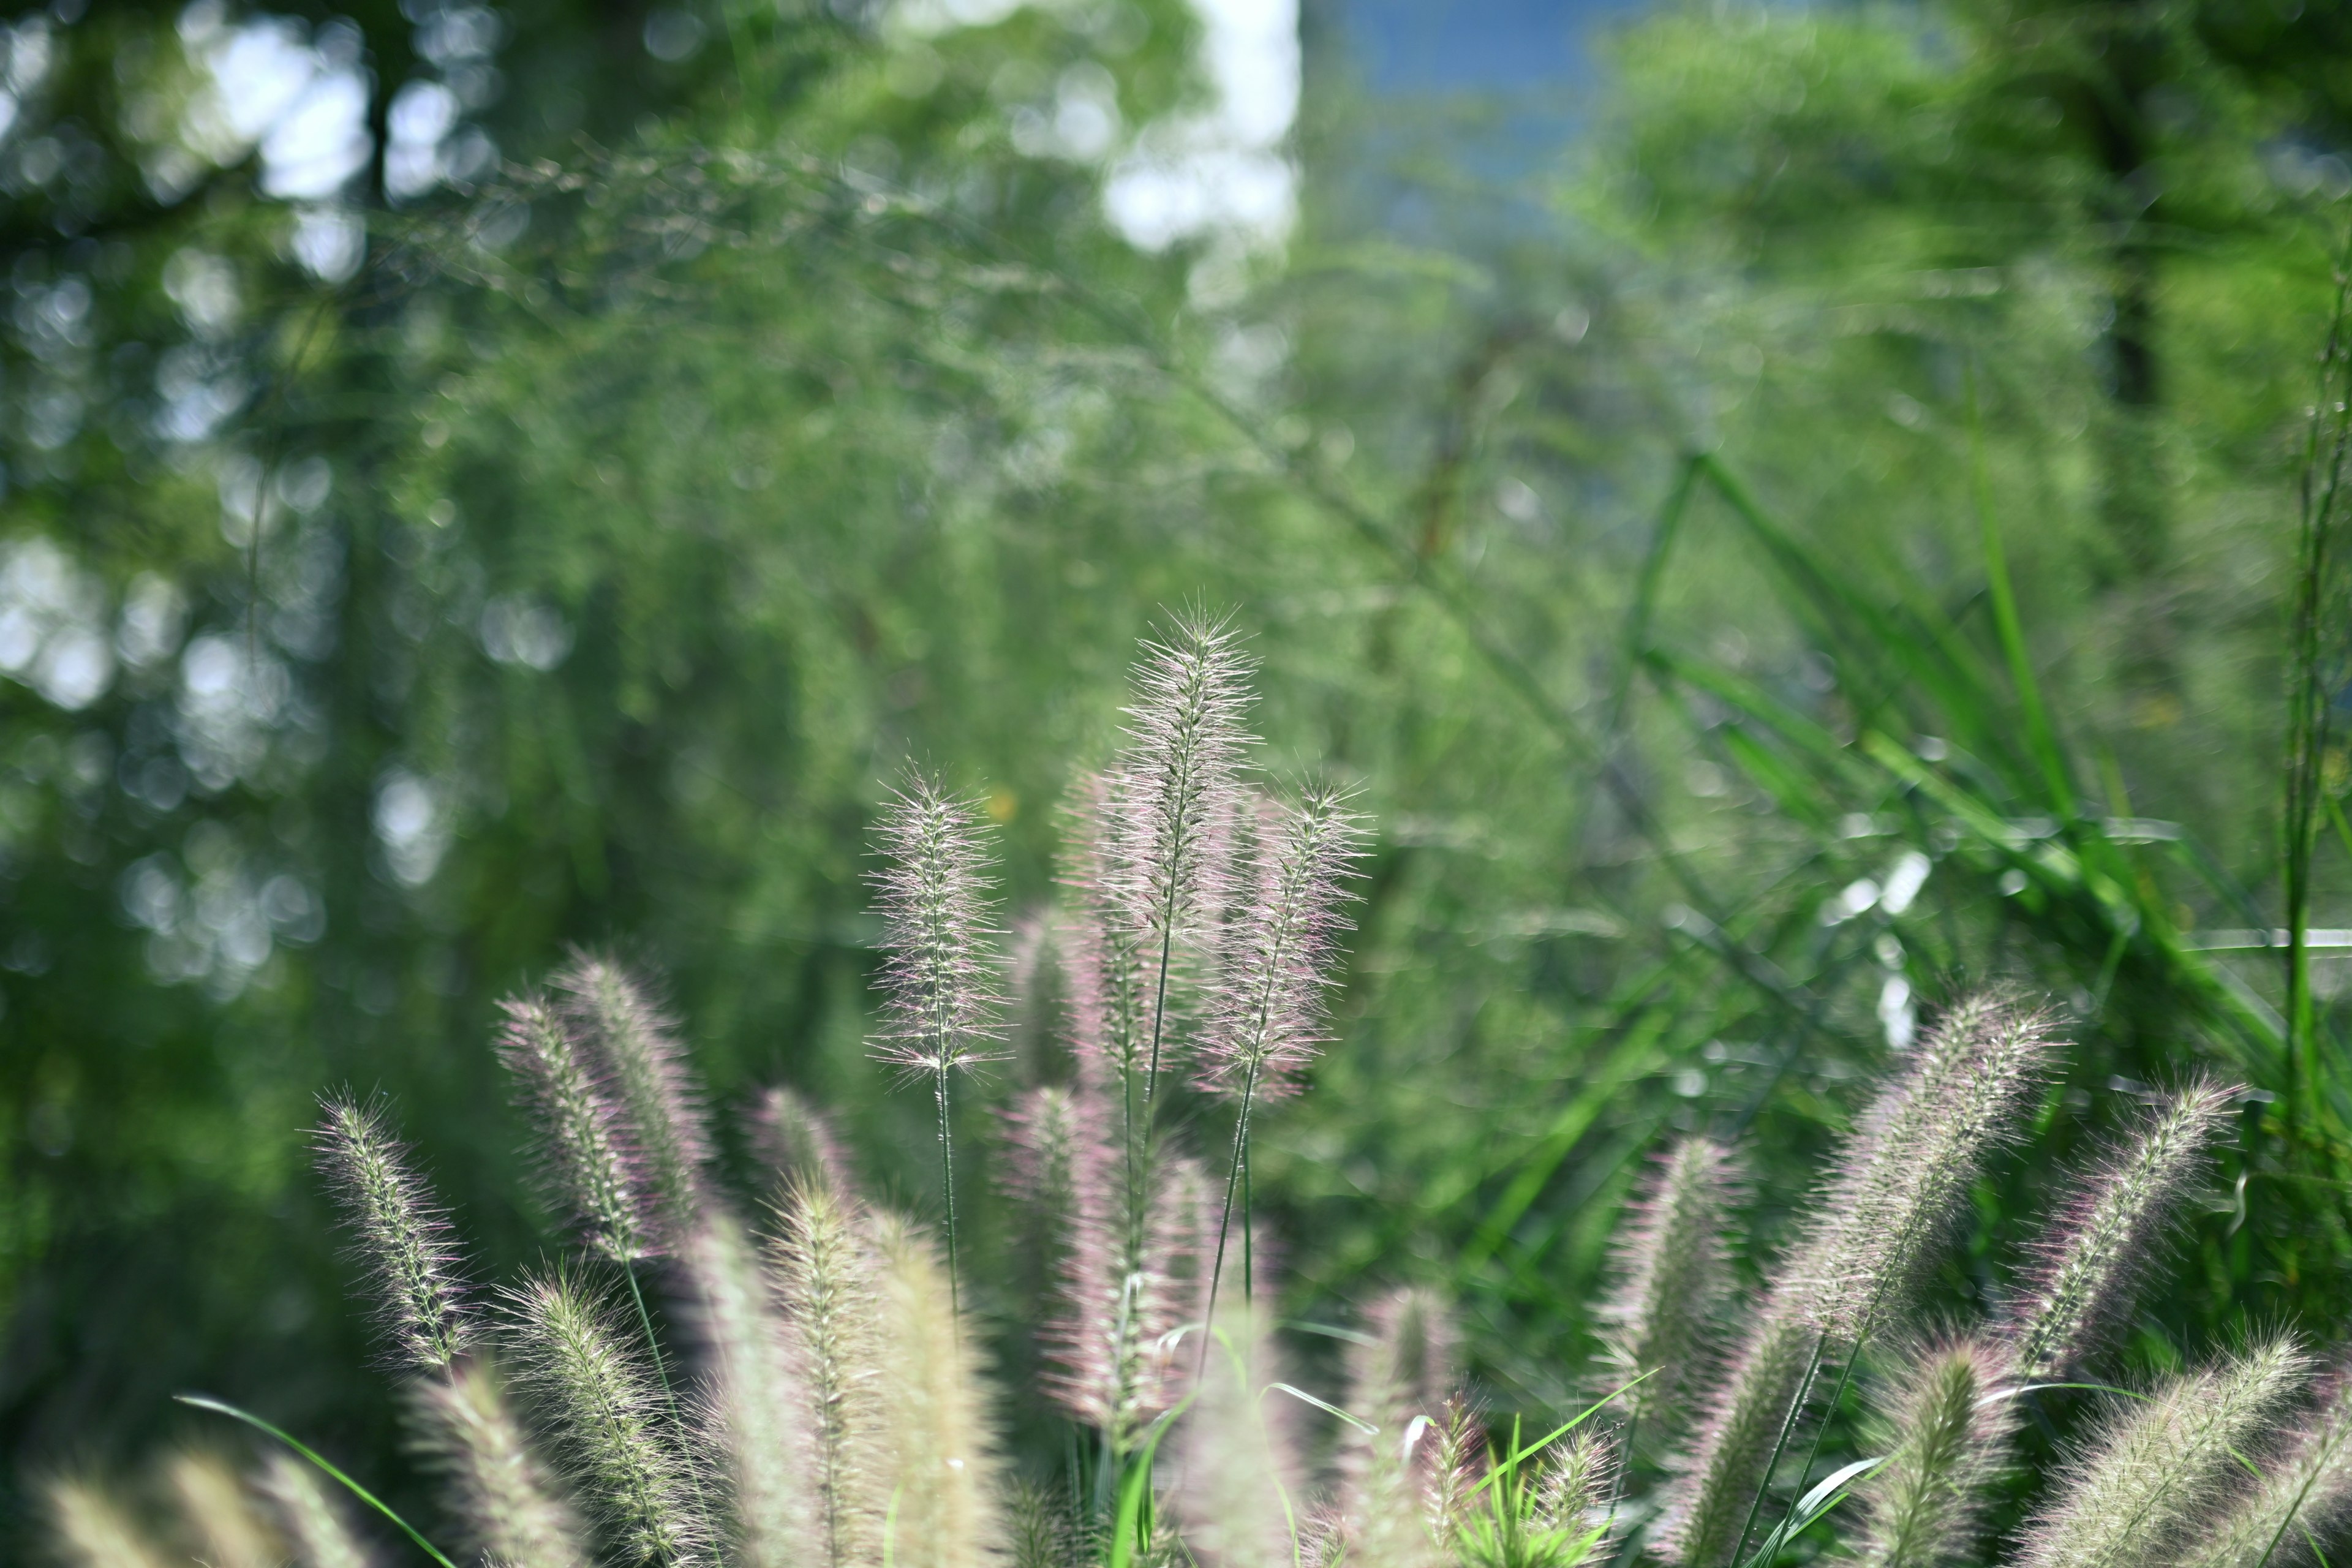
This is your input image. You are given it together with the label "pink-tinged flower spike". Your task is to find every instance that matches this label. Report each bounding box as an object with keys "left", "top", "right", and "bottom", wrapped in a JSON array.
[
  {"left": 868, "top": 770, "right": 1005, "bottom": 1312},
  {"left": 1044, "top": 1084, "right": 1208, "bottom": 1458},
  {"left": 1197, "top": 782, "right": 1363, "bottom": 1338},
  {"left": 2005, "top": 1080, "right": 2237, "bottom": 1380},
  {"left": 1112, "top": 612, "right": 1256, "bottom": 1111},
  {"left": 315, "top": 1095, "right": 474, "bottom": 1374},
  {"left": 742, "top": 1084, "right": 853, "bottom": 1200},
  {"left": 1600, "top": 1137, "right": 1736, "bottom": 1454},
  {"left": 1335, "top": 1289, "right": 1457, "bottom": 1568},
  {"left": 553, "top": 956, "right": 713, "bottom": 1251},
  {"left": 2015, "top": 1336, "right": 2309, "bottom": 1568},
  {"left": 499, "top": 994, "right": 650, "bottom": 1266}
]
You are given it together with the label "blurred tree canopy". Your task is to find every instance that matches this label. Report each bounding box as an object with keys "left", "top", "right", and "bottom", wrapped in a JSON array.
[{"left": 1, "top": 0, "right": 2349, "bottom": 1547}]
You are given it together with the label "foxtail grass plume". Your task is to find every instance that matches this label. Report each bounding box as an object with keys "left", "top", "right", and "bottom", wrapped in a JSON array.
[
  {"left": 766, "top": 1181, "right": 885, "bottom": 1568},
  {"left": 507, "top": 1268, "right": 706, "bottom": 1568},
  {"left": 1194, "top": 782, "right": 1363, "bottom": 1104},
  {"left": 681, "top": 1216, "right": 814, "bottom": 1568},
  {"left": 1336, "top": 1288, "right": 1456, "bottom": 1568},
  {"left": 258, "top": 1452, "right": 376, "bottom": 1568},
  {"left": 315, "top": 1096, "right": 473, "bottom": 1374},
  {"left": 1173, "top": 1303, "right": 1305, "bottom": 1568},
  {"left": 743, "top": 1083, "right": 851, "bottom": 1198},
  {"left": 1112, "top": 612, "right": 1254, "bottom": 1098},
  {"left": 554, "top": 955, "right": 712, "bottom": 1248},
  {"left": 1426, "top": 1397, "right": 1486, "bottom": 1556},
  {"left": 1793, "top": 996, "right": 2054, "bottom": 1337},
  {"left": 167, "top": 1452, "right": 279, "bottom": 1568},
  {"left": 2017, "top": 1336, "right": 2310, "bottom": 1568},
  {"left": 869, "top": 771, "right": 1004, "bottom": 1305},
  {"left": 1600, "top": 1136, "right": 1735, "bottom": 1446},
  {"left": 872, "top": 1218, "right": 1006, "bottom": 1568},
  {"left": 1852, "top": 1338, "right": 2013, "bottom": 1568},
  {"left": 2178, "top": 1360, "right": 2352, "bottom": 1568},
  {"left": 1058, "top": 773, "right": 1152, "bottom": 1088},
  {"left": 1002, "top": 1084, "right": 1082, "bottom": 1311},
  {"left": 46, "top": 1478, "right": 172, "bottom": 1568},
  {"left": 1534, "top": 1431, "right": 1617, "bottom": 1544},
  {"left": 409, "top": 1359, "right": 590, "bottom": 1568},
  {"left": 1046, "top": 1094, "right": 1208, "bottom": 1456},
  {"left": 1005, "top": 1479, "right": 1077, "bottom": 1568},
  {"left": 499, "top": 994, "right": 649, "bottom": 1265},
  {"left": 1663, "top": 996, "right": 2051, "bottom": 1568},
  {"left": 2007, "top": 1080, "right": 2236, "bottom": 1379}
]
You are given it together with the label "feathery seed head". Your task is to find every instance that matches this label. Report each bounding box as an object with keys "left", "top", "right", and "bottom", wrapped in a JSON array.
[
  {"left": 1600, "top": 1136, "right": 1735, "bottom": 1441},
  {"left": 2017, "top": 1335, "right": 2310, "bottom": 1568},
  {"left": 1112, "top": 612, "right": 1256, "bottom": 939},
  {"left": 1172, "top": 1303, "right": 1305, "bottom": 1568},
  {"left": 868, "top": 771, "right": 1005, "bottom": 1079},
  {"left": 2184, "top": 1359, "right": 2352, "bottom": 1568},
  {"left": 1795, "top": 995, "right": 2054, "bottom": 1337},
  {"left": 407, "top": 1358, "right": 590, "bottom": 1568},
  {"left": 552, "top": 954, "right": 713, "bottom": 1249},
  {"left": 258, "top": 1452, "right": 376, "bottom": 1568},
  {"left": 765, "top": 1181, "right": 886, "bottom": 1568},
  {"left": 499, "top": 994, "right": 650, "bottom": 1265},
  {"left": 1336, "top": 1289, "right": 1456, "bottom": 1568},
  {"left": 1534, "top": 1431, "right": 1617, "bottom": 1540},
  {"left": 1005, "top": 1479, "right": 1079, "bottom": 1568},
  {"left": 680, "top": 1216, "right": 814, "bottom": 1568},
  {"left": 1056, "top": 780, "right": 1154, "bottom": 1080},
  {"left": 1194, "top": 782, "right": 1365, "bottom": 1102},
  {"left": 45, "top": 1477, "right": 172, "bottom": 1568},
  {"left": 1852, "top": 1337, "right": 2014, "bottom": 1568},
  {"left": 1046, "top": 1096, "right": 1209, "bottom": 1453},
  {"left": 742, "top": 1084, "right": 852, "bottom": 1199},
  {"left": 315, "top": 1095, "right": 473, "bottom": 1374},
  {"left": 2006, "top": 1079, "right": 2237, "bottom": 1379},
  {"left": 166, "top": 1452, "right": 279, "bottom": 1568},
  {"left": 1660, "top": 1303, "right": 1817, "bottom": 1568},
  {"left": 505, "top": 1267, "right": 707, "bottom": 1568},
  {"left": 1001, "top": 1085, "right": 1083, "bottom": 1274},
  {"left": 872, "top": 1217, "right": 1007, "bottom": 1568}
]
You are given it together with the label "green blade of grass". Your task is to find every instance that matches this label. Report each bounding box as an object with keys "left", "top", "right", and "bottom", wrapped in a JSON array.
[{"left": 173, "top": 1393, "right": 459, "bottom": 1568}]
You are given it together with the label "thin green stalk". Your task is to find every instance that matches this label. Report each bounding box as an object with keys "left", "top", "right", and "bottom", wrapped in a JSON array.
[
  {"left": 175, "top": 1395, "right": 459, "bottom": 1568},
  {"left": 1730, "top": 1324, "right": 1832, "bottom": 1568},
  {"left": 1199, "top": 1060, "right": 1263, "bottom": 1379},
  {"left": 624, "top": 1265, "right": 714, "bottom": 1547},
  {"left": 935, "top": 1061, "right": 959, "bottom": 1316}
]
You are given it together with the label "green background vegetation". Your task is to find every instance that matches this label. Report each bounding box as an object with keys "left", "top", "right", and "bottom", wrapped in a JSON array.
[{"left": 2, "top": 0, "right": 2349, "bottom": 1553}]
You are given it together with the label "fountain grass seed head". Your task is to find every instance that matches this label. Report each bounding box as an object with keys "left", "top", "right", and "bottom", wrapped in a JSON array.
[
  {"left": 764, "top": 1180, "right": 886, "bottom": 1568},
  {"left": 552, "top": 954, "right": 713, "bottom": 1250},
  {"left": 408, "top": 1357, "right": 590, "bottom": 1568},
  {"left": 1851, "top": 1336, "right": 2015, "bottom": 1568},
  {"left": 499, "top": 993, "right": 649, "bottom": 1266},
  {"left": 1599, "top": 1136, "right": 1735, "bottom": 1442},
  {"left": 315, "top": 1095, "right": 474, "bottom": 1374},
  {"left": 257, "top": 1452, "right": 375, "bottom": 1568}
]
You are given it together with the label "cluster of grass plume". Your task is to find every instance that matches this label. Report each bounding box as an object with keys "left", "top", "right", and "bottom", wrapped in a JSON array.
[{"left": 41, "top": 620, "right": 2352, "bottom": 1568}]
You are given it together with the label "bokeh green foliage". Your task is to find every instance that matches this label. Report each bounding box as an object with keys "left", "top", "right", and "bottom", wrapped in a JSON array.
[{"left": 2, "top": 0, "right": 2350, "bottom": 1550}]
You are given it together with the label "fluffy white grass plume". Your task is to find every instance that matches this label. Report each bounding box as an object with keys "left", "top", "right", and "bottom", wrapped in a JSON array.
[
  {"left": 2017, "top": 1336, "right": 2310, "bottom": 1568},
  {"left": 1600, "top": 1136, "right": 1735, "bottom": 1447},
  {"left": 1173, "top": 1302, "right": 1306, "bottom": 1568},
  {"left": 2006, "top": 1080, "right": 2236, "bottom": 1378},
  {"left": 766, "top": 1181, "right": 885, "bottom": 1568},
  {"left": 315, "top": 1096, "right": 473, "bottom": 1374},
  {"left": 1111, "top": 612, "right": 1255, "bottom": 1099},
  {"left": 554, "top": 955, "right": 712, "bottom": 1248},
  {"left": 167, "top": 1451, "right": 280, "bottom": 1568},
  {"left": 681, "top": 1215, "right": 814, "bottom": 1568},
  {"left": 499, "top": 993, "right": 649, "bottom": 1265},
  {"left": 872, "top": 1218, "right": 1007, "bottom": 1568},
  {"left": 1194, "top": 783, "right": 1362, "bottom": 1104},
  {"left": 869, "top": 771, "right": 1005, "bottom": 1304},
  {"left": 258, "top": 1451, "right": 376, "bottom": 1568},
  {"left": 408, "top": 1358, "right": 590, "bottom": 1568},
  {"left": 742, "top": 1083, "right": 851, "bottom": 1197},
  {"left": 1336, "top": 1287, "right": 1456, "bottom": 1568},
  {"left": 1058, "top": 772, "right": 1152, "bottom": 1089},
  {"left": 1663, "top": 996, "right": 2052, "bottom": 1568},
  {"left": 1851, "top": 1337, "right": 2013, "bottom": 1568},
  {"left": 1046, "top": 1093, "right": 1208, "bottom": 1456},
  {"left": 506, "top": 1268, "right": 706, "bottom": 1568},
  {"left": 45, "top": 1478, "right": 172, "bottom": 1568},
  {"left": 2177, "top": 1362, "right": 2352, "bottom": 1568}
]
